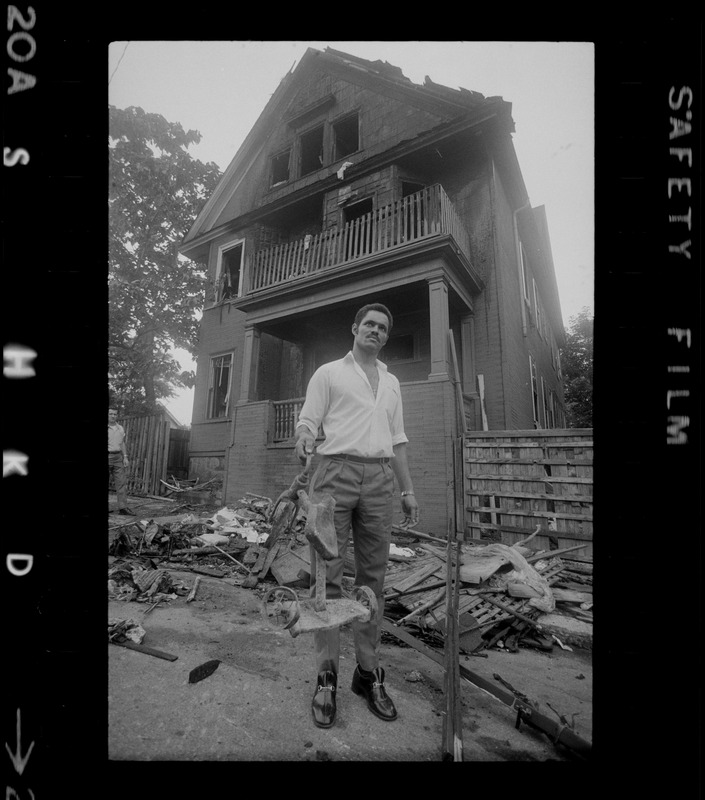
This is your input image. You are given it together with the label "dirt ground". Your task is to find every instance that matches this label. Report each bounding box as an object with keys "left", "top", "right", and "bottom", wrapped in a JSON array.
[{"left": 108, "top": 495, "right": 592, "bottom": 762}]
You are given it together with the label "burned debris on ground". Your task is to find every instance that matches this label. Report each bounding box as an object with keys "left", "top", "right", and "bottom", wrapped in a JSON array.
[{"left": 108, "top": 491, "right": 592, "bottom": 657}]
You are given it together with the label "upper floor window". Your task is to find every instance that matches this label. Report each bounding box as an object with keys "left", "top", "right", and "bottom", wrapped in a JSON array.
[
  {"left": 216, "top": 241, "right": 244, "bottom": 302},
  {"left": 208, "top": 353, "right": 232, "bottom": 419},
  {"left": 300, "top": 125, "right": 324, "bottom": 176},
  {"left": 333, "top": 113, "right": 359, "bottom": 160},
  {"left": 271, "top": 149, "right": 291, "bottom": 187}
]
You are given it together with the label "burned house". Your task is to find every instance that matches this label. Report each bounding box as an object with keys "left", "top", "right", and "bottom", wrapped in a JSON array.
[{"left": 179, "top": 47, "right": 566, "bottom": 534}]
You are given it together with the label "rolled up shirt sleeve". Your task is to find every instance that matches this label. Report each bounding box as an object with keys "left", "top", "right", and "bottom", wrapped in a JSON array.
[
  {"left": 389, "top": 380, "right": 408, "bottom": 446},
  {"left": 298, "top": 367, "right": 328, "bottom": 437}
]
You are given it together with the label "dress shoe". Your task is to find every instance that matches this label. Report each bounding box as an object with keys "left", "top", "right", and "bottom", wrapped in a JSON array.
[
  {"left": 311, "top": 670, "right": 337, "bottom": 728},
  {"left": 351, "top": 665, "right": 397, "bottom": 721},
  {"left": 118, "top": 508, "right": 135, "bottom": 515}
]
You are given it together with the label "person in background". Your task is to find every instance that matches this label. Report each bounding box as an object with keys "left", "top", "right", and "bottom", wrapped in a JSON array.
[
  {"left": 108, "top": 405, "right": 134, "bottom": 515},
  {"left": 295, "top": 303, "right": 419, "bottom": 728}
]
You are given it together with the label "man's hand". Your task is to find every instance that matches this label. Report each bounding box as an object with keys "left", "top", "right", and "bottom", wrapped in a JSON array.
[
  {"left": 294, "top": 431, "right": 315, "bottom": 464},
  {"left": 400, "top": 494, "right": 419, "bottom": 528}
]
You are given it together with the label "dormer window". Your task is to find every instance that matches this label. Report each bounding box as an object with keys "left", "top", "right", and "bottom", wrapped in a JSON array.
[
  {"left": 333, "top": 113, "right": 359, "bottom": 160},
  {"left": 300, "top": 125, "right": 324, "bottom": 176}
]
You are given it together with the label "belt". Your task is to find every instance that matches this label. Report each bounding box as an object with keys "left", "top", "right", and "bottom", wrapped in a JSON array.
[
  {"left": 108, "top": 451, "right": 122, "bottom": 454},
  {"left": 328, "top": 453, "right": 390, "bottom": 464}
]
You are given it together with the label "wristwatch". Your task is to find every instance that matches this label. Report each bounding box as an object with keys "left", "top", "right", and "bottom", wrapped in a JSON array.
[{"left": 401, "top": 490, "right": 415, "bottom": 497}]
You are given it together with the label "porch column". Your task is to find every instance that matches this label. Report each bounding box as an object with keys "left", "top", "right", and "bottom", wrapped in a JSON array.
[
  {"left": 240, "top": 324, "right": 261, "bottom": 402},
  {"left": 427, "top": 276, "right": 450, "bottom": 381},
  {"left": 460, "top": 313, "right": 476, "bottom": 393}
]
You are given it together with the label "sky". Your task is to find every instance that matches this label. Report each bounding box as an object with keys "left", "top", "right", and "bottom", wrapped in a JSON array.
[{"left": 108, "top": 40, "right": 594, "bottom": 426}]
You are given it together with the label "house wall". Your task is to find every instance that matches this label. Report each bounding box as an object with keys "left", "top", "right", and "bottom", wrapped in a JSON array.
[
  {"left": 188, "top": 301, "right": 246, "bottom": 460},
  {"left": 224, "top": 379, "right": 459, "bottom": 536},
  {"left": 491, "top": 169, "right": 565, "bottom": 429}
]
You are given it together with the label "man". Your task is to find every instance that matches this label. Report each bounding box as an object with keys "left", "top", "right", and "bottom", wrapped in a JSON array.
[
  {"left": 108, "top": 405, "right": 134, "bottom": 515},
  {"left": 294, "top": 303, "right": 419, "bottom": 728}
]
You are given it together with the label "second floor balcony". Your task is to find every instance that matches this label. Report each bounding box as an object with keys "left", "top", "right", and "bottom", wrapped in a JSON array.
[{"left": 240, "top": 183, "right": 478, "bottom": 297}]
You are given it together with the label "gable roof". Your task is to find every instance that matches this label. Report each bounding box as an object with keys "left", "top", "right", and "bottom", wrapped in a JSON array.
[{"left": 180, "top": 47, "right": 509, "bottom": 258}]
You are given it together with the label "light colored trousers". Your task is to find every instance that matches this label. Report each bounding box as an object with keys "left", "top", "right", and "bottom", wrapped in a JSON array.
[
  {"left": 308, "top": 455, "right": 394, "bottom": 674},
  {"left": 108, "top": 452, "right": 129, "bottom": 510}
]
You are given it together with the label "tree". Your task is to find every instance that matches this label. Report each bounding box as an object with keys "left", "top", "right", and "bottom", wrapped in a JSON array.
[
  {"left": 561, "top": 307, "right": 593, "bottom": 427},
  {"left": 109, "top": 105, "right": 221, "bottom": 415}
]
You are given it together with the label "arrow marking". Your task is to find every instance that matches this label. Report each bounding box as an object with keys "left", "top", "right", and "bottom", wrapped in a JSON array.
[{"left": 5, "top": 708, "right": 35, "bottom": 776}]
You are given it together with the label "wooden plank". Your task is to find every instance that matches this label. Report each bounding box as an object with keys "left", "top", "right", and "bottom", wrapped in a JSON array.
[
  {"left": 466, "top": 489, "right": 593, "bottom": 504},
  {"left": 465, "top": 522, "right": 593, "bottom": 541},
  {"left": 465, "top": 457, "right": 593, "bottom": 466},
  {"left": 383, "top": 560, "right": 443, "bottom": 594},
  {"left": 110, "top": 640, "right": 178, "bottom": 661},
  {"left": 468, "top": 474, "right": 593, "bottom": 485},
  {"left": 465, "top": 441, "right": 593, "bottom": 449},
  {"left": 467, "top": 506, "right": 592, "bottom": 523}
]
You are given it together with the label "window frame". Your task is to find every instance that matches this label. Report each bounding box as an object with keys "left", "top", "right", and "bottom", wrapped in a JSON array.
[
  {"left": 299, "top": 123, "right": 325, "bottom": 177},
  {"left": 207, "top": 352, "right": 234, "bottom": 420},
  {"left": 270, "top": 147, "right": 292, "bottom": 187},
  {"left": 532, "top": 278, "right": 543, "bottom": 335},
  {"left": 215, "top": 239, "right": 246, "bottom": 303},
  {"left": 541, "top": 376, "right": 550, "bottom": 429},
  {"left": 519, "top": 242, "right": 531, "bottom": 305},
  {"left": 381, "top": 331, "right": 418, "bottom": 365},
  {"left": 529, "top": 354, "right": 541, "bottom": 428},
  {"left": 332, "top": 111, "right": 360, "bottom": 161}
]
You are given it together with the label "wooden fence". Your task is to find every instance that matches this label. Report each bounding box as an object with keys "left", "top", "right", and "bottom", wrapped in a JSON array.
[
  {"left": 115, "top": 412, "right": 171, "bottom": 496},
  {"left": 463, "top": 429, "right": 593, "bottom": 561}
]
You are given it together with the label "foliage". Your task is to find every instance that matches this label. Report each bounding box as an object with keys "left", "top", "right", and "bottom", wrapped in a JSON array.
[
  {"left": 109, "top": 105, "right": 221, "bottom": 415},
  {"left": 561, "top": 307, "right": 593, "bottom": 427}
]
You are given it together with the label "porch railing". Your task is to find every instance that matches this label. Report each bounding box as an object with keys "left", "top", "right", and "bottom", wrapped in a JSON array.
[
  {"left": 246, "top": 183, "right": 472, "bottom": 294},
  {"left": 272, "top": 397, "right": 306, "bottom": 442}
]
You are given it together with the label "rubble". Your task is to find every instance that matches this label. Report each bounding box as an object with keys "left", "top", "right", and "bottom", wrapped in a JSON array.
[{"left": 108, "top": 491, "right": 592, "bottom": 654}]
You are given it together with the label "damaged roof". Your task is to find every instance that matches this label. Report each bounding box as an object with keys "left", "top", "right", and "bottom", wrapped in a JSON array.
[{"left": 181, "top": 47, "right": 515, "bottom": 254}]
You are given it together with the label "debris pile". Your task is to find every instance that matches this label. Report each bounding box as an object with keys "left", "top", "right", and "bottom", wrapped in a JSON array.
[
  {"left": 382, "top": 525, "right": 593, "bottom": 654},
  {"left": 108, "top": 493, "right": 592, "bottom": 653}
]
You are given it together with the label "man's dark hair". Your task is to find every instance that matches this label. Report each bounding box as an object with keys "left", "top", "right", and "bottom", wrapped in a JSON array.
[{"left": 354, "top": 303, "right": 393, "bottom": 334}]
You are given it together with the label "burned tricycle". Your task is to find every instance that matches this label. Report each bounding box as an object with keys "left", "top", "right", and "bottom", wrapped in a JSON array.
[{"left": 261, "top": 455, "right": 377, "bottom": 637}]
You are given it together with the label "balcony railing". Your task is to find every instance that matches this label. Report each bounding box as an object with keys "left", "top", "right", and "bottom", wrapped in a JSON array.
[{"left": 245, "top": 183, "right": 472, "bottom": 294}]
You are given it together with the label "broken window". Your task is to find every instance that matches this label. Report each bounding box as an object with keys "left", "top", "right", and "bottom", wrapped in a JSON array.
[
  {"left": 383, "top": 333, "right": 415, "bottom": 363},
  {"left": 300, "top": 125, "right": 324, "bottom": 176},
  {"left": 333, "top": 113, "right": 359, "bottom": 160},
  {"left": 271, "top": 149, "right": 291, "bottom": 187},
  {"left": 208, "top": 354, "right": 232, "bottom": 419},
  {"left": 217, "top": 242, "right": 244, "bottom": 302}
]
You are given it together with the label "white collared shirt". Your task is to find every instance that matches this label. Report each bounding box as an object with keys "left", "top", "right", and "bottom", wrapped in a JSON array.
[
  {"left": 108, "top": 423, "right": 125, "bottom": 452},
  {"left": 297, "top": 351, "right": 408, "bottom": 458}
]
